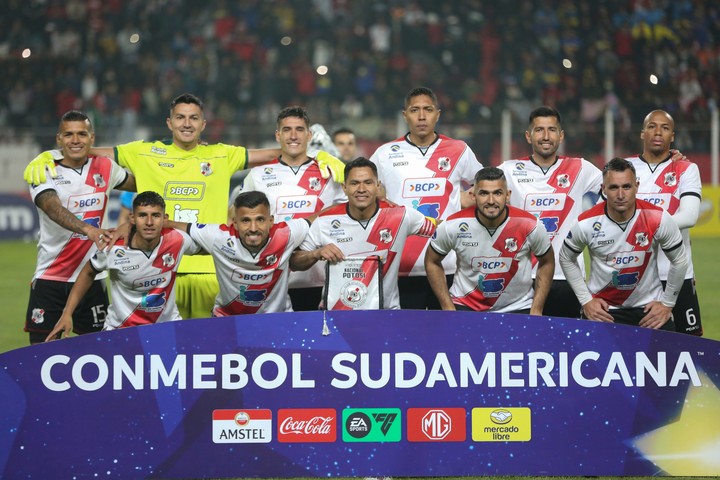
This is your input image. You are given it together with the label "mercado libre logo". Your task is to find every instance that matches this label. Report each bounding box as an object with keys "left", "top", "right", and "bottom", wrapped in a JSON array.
[
  {"left": 471, "top": 407, "right": 531, "bottom": 442},
  {"left": 342, "top": 408, "right": 401, "bottom": 442}
]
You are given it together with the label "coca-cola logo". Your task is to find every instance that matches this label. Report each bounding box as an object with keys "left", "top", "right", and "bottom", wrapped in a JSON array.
[{"left": 277, "top": 408, "right": 337, "bottom": 443}]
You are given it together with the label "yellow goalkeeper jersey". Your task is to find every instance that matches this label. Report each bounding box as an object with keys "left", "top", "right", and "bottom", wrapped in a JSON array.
[{"left": 115, "top": 140, "right": 248, "bottom": 273}]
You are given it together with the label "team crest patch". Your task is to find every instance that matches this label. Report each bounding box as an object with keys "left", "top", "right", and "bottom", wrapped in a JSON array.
[
  {"left": 663, "top": 172, "right": 677, "bottom": 186},
  {"left": 340, "top": 280, "right": 368, "bottom": 308},
  {"left": 504, "top": 237, "right": 518, "bottom": 253},
  {"left": 265, "top": 254, "right": 277, "bottom": 266},
  {"left": 93, "top": 174, "right": 106, "bottom": 188},
  {"left": 200, "top": 162, "right": 213, "bottom": 176},
  {"left": 308, "top": 177, "right": 321, "bottom": 191},
  {"left": 162, "top": 252, "right": 176, "bottom": 267},
  {"left": 635, "top": 232, "right": 649, "bottom": 247},
  {"left": 437, "top": 157, "right": 451, "bottom": 171},
  {"left": 379, "top": 228, "right": 393, "bottom": 244},
  {"left": 31, "top": 308, "right": 45, "bottom": 324},
  {"left": 556, "top": 174, "right": 570, "bottom": 189}
]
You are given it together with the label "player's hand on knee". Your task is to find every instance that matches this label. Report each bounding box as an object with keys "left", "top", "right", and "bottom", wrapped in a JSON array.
[
  {"left": 582, "top": 298, "right": 614, "bottom": 322},
  {"left": 24, "top": 150, "right": 61, "bottom": 185},
  {"left": 639, "top": 301, "right": 672, "bottom": 329}
]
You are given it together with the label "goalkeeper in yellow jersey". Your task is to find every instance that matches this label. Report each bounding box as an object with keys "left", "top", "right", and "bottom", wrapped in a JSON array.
[{"left": 24, "top": 93, "right": 345, "bottom": 319}]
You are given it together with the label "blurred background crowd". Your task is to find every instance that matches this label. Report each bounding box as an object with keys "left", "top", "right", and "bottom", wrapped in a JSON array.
[{"left": 2, "top": 0, "right": 720, "bottom": 163}]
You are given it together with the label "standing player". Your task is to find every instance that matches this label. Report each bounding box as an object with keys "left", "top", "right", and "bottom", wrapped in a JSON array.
[
  {"left": 499, "top": 106, "right": 602, "bottom": 318},
  {"left": 369, "top": 87, "right": 481, "bottom": 309},
  {"left": 26, "top": 110, "right": 136, "bottom": 344},
  {"left": 168, "top": 191, "right": 310, "bottom": 315},
  {"left": 559, "top": 158, "right": 687, "bottom": 330},
  {"left": 425, "top": 168, "right": 554, "bottom": 314},
  {"left": 332, "top": 127, "right": 359, "bottom": 163},
  {"left": 46, "top": 191, "right": 199, "bottom": 339},
  {"left": 238, "top": 106, "right": 346, "bottom": 311},
  {"left": 24, "top": 93, "right": 345, "bottom": 320},
  {"left": 290, "top": 158, "right": 437, "bottom": 310},
  {"left": 625, "top": 110, "right": 703, "bottom": 335}
]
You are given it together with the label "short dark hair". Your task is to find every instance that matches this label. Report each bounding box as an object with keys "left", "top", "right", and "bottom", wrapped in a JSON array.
[
  {"left": 170, "top": 93, "right": 204, "bottom": 115},
  {"left": 603, "top": 157, "right": 636, "bottom": 178},
  {"left": 528, "top": 106, "right": 562, "bottom": 128},
  {"left": 234, "top": 191, "right": 271, "bottom": 210},
  {"left": 404, "top": 87, "right": 439, "bottom": 109},
  {"left": 277, "top": 106, "right": 310, "bottom": 128},
  {"left": 133, "top": 191, "right": 165, "bottom": 211},
  {"left": 474, "top": 167, "right": 506, "bottom": 185},
  {"left": 332, "top": 127, "right": 355, "bottom": 139},
  {"left": 344, "top": 157, "right": 377, "bottom": 180},
  {"left": 59, "top": 110, "right": 93, "bottom": 132}
]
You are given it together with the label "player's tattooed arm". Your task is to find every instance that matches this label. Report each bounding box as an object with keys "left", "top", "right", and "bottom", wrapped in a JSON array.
[{"left": 35, "top": 190, "right": 110, "bottom": 249}]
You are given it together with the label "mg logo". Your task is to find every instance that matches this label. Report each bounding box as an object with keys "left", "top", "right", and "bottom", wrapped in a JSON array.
[{"left": 421, "top": 410, "right": 452, "bottom": 440}]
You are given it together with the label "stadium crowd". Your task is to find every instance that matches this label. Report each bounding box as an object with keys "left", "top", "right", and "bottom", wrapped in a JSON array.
[{"left": 3, "top": 0, "right": 720, "bottom": 155}]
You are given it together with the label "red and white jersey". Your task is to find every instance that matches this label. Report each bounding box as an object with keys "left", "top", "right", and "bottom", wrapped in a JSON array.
[
  {"left": 241, "top": 158, "right": 346, "bottom": 289},
  {"left": 29, "top": 156, "right": 128, "bottom": 282},
  {"left": 299, "top": 201, "right": 436, "bottom": 309},
  {"left": 499, "top": 156, "right": 602, "bottom": 280},
  {"left": 91, "top": 228, "right": 200, "bottom": 330},
  {"left": 625, "top": 155, "right": 701, "bottom": 280},
  {"left": 431, "top": 206, "right": 551, "bottom": 312},
  {"left": 189, "top": 219, "right": 310, "bottom": 315},
  {"left": 370, "top": 134, "right": 481, "bottom": 276},
  {"left": 563, "top": 200, "right": 683, "bottom": 309}
]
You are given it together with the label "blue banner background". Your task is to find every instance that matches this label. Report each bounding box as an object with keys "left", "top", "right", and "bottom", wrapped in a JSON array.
[{"left": 1, "top": 310, "right": 718, "bottom": 478}]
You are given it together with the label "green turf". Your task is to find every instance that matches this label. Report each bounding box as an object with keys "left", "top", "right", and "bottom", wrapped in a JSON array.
[{"left": 1, "top": 237, "right": 719, "bottom": 353}]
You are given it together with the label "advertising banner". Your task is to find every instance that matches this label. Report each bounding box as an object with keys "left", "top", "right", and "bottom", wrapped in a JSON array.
[{"left": 1, "top": 310, "right": 718, "bottom": 478}]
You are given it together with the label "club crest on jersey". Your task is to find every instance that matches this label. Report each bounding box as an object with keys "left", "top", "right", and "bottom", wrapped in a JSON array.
[
  {"left": 504, "top": 237, "right": 518, "bottom": 253},
  {"left": 663, "top": 172, "right": 677, "bottom": 186},
  {"left": 634, "top": 232, "right": 649, "bottom": 247},
  {"left": 93, "top": 174, "right": 106, "bottom": 188},
  {"left": 308, "top": 177, "right": 321, "bottom": 191},
  {"left": 265, "top": 254, "right": 277, "bottom": 266},
  {"left": 556, "top": 174, "right": 570, "bottom": 189},
  {"left": 31, "top": 308, "right": 45, "bottom": 324},
  {"left": 162, "top": 253, "right": 175, "bottom": 267},
  {"left": 200, "top": 162, "right": 213, "bottom": 176},
  {"left": 379, "top": 228, "right": 393, "bottom": 244},
  {"left": 437, "top": 157, "right": 451, "bottom": 171}
]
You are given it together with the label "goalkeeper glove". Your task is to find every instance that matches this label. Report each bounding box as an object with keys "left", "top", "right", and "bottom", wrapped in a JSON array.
[
  {"left": 308, "top": 124, "right": 340, "bottom": 158},
  {"left": 316, "top": 150, "right": 346, "bottom": 183},
  {"left": 24, "top": 150, "right": 62, "bottom": 185}
]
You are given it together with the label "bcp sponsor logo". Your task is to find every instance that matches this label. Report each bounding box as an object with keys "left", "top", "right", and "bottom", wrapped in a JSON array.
[
  {"left": 277, "top": 409, "right": 337, "bottom": 443},
  {"left": 132, "top": 274, "right": 169, "bottom": 290},
  {"left": 471, "top": 257, "right": 512, "bottom": 274},
  {"left": 68, "top": 193, "right": 106, "bottom": 213},
  {"left": 407, "top": 408, "right": 466, "bottom": 442},
  {"left": 231, "top": 269, "right": 271, "bottom": 285},
  {"left": 342, "top": 408, "right": 401, "bottom": 442},
  {"left": 471, "top": 407, "right": 531, "bottom": 442},
  {"left": 524, "top": 193, "right": 565, "bottom": 211},
  {"left": 212, "top": 409, "right": 272, "bottom": 444},
  {"left": 276, "top": 195, "right": 315, "bottom": 215},
  {"left": 164, "top": 182, "right": 205, "bottom": 201},
  {"left": 402, "top": 178, "right": 446, "bottom": 198},
  {"left": 637, "top": 193, "right": 671, "bottom": 208},
  {"left": 606, "top": 251, "right": 646, "bottom": 268}
]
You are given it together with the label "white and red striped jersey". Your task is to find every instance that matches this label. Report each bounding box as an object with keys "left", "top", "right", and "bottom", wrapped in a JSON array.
[
  {"left": 299, "top": 201, "right": 436, "bottom": 309},
  {"left": 29, "top": 156, "right": 128, "bottom": 282},
  {"left": 625, "top": 155, "right": 701, "bottom": 280},
  {"left": 499, "top": 156, "right": 602, "bottom": 280},
  {"left": 189, "top": 219, "right": 310, "bottom": 315},
  {"left": 563, "top": 200, "right": 683, "bottom": 309},
  {"left": 240, "top": 158, "right": 346, "bottom": 289},
  {"left": 91, "top": 228, "right": 200, "bottom": 329},
  {"left": 431, "top": 206, "right": 551, "bottom": 312},
  {"left": 370, "top": 134, "right": 481, "bottom": 276}
]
